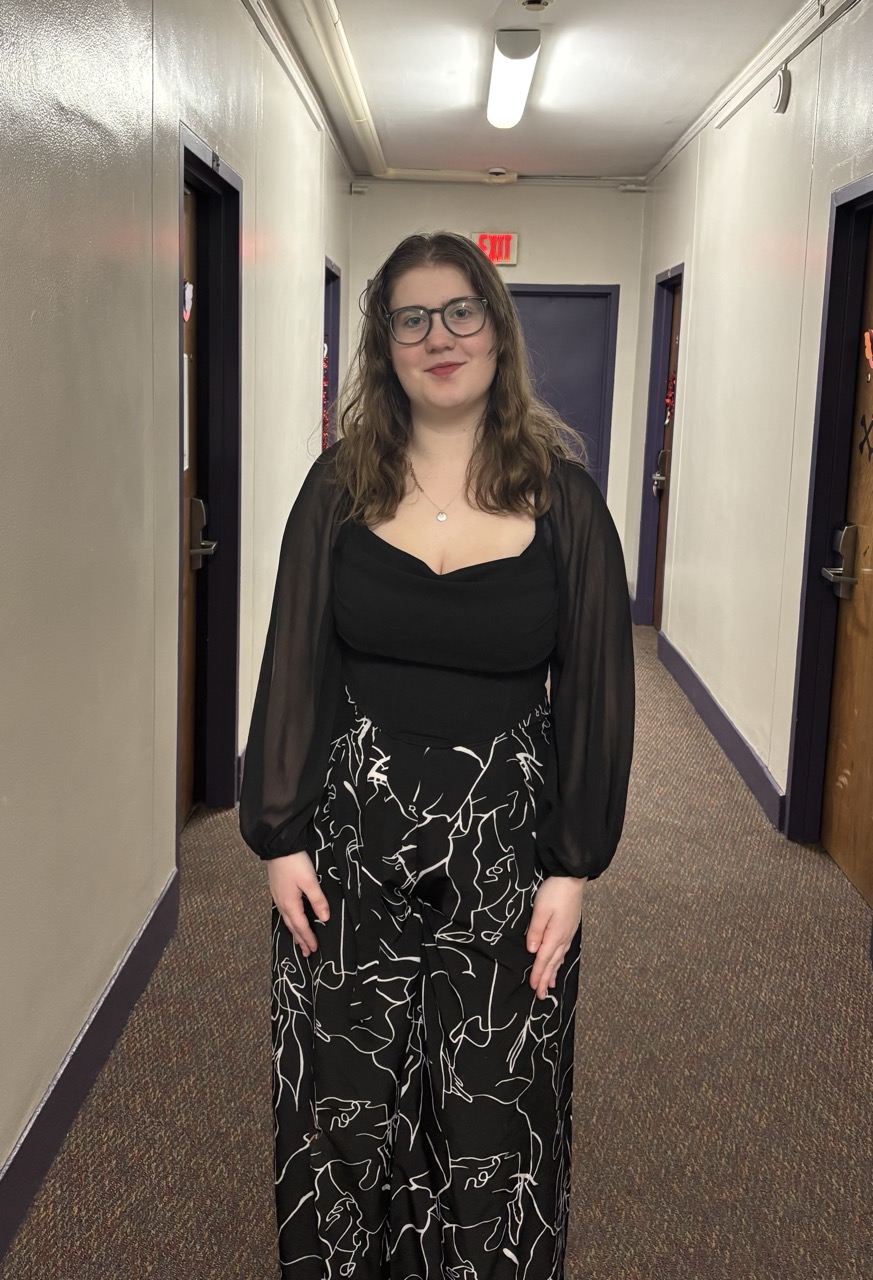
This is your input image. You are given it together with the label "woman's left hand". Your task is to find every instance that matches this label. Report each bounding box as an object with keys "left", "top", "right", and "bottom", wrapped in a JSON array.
[{"left": 525, "top": 876, "right": 586, "bottom": 999}]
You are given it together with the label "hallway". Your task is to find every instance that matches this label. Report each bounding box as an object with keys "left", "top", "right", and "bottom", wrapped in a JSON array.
[{"left": 3, "top": 629, "right": 870, "bottom": 1280}]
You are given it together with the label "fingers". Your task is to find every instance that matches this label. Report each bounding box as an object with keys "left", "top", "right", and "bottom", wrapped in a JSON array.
[
  {"left": 525, "top": 900, "right": 549, "bottom": 955},
  {"left": 525, "top": 876, "right": 585, "bottom": 999},
  {"left": 529, "top": 937, "right": 569, "bottom": 1000},
  {"left": 526, "top": 904, "right": 564, "bottom": 995},
  {"left": 527, "top": 909, "right": 572, "bottom": 999},
  {"left": 267, "top": 853, "right": 330, "bottom": 959},
  {"left": 303, "top": 874, "right": 330, "bottom": 926},
  {"left": 279, "top": 890, "right": 320, "bottom": 957}
]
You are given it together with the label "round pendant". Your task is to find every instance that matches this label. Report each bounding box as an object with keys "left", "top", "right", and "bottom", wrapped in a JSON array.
[{"left": 436, "top": 511, "right": 447, "bottom": 522}]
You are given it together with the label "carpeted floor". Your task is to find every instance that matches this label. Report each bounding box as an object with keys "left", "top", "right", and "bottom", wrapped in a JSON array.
[{"left": 2, "top": 627, "right": 872, "bottom": 1279}]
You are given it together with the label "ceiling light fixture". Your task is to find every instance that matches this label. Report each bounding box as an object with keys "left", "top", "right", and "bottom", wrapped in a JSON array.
[{"left": 486, "top": 29, "right": 541, "bottom": 129}]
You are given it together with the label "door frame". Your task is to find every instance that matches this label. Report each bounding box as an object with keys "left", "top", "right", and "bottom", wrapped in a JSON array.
[
  {"left": 634, "top": 264, "right": 684, "bottom": 625},
  {"left": 785, "top": 175, "right": 873, "bottom": 841},
  {"left": 509, "top": 283, "right": 620, "bottom": 493},
  {"left": 323, "top": 258, "right": 341, "bottom": 448},
  {"left": 178, "top": 124, "right": 243, "bottom": 818}
]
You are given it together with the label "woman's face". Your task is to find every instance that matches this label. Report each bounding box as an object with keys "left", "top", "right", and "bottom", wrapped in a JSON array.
[{"left": 386, "top": 263, "right": 498, "bottom": 429}]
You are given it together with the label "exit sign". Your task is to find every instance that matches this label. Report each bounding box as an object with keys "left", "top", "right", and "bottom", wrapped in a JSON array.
[{"left": 474, "top": 232, "right": 517, "bottom": 265}]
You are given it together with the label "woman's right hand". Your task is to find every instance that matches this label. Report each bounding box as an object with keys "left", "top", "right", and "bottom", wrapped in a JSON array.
[{"left": 267, "top": 851, "right": 330, "bottom": 958}]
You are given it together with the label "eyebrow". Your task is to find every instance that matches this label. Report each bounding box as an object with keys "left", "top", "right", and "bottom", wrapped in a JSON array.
[{"left": 391, "top": 295, "right": 474, "bottom": 310}]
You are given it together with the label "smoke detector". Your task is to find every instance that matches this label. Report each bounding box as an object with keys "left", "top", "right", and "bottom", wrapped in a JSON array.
[{"left": 518, "top": 0, "right": 551, "bottom": 10}]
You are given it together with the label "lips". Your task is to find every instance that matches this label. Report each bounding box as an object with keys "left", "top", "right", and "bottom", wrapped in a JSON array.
[{"left": 426, "top": 362, "right": 463, "bottom": 377}]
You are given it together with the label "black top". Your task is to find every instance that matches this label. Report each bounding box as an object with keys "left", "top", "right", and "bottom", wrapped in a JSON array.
[
  {"left": 333, "top": 520, "right": 557, "bottom": 745},
  {"left": 239, "top": 444, "right": 635, "bottom": 881}
]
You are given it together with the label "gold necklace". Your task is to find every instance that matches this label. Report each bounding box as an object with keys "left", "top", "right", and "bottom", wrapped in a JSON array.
[{"left": 407, "top": 461, "right": 466, "bottom": 522}]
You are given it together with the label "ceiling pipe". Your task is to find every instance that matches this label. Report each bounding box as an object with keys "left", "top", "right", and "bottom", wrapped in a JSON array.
[
  {"left": 292, "top": 0, "right": 519, "bottom": 183},
  {"left": 294, "top": 0, "right": 388, "bottom": 174}
]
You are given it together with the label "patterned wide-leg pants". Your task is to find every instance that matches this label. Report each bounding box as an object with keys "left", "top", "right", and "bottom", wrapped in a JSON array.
[{"left": 271, "top": 694, "right": 581, "bottom": 1280}]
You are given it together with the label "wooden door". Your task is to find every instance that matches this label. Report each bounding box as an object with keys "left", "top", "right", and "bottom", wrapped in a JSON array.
[
  {"left": 511, "top": 288, "right": 619, "bottom": 495},
  {"left": 178, "top": 187, "right": 198, "bottom": 831},
  {"left": 653, "top": 284, "right": 682, "bottom": 631},
  {"left": 821, "top": 223, "right": 873, "bottom": 906}
]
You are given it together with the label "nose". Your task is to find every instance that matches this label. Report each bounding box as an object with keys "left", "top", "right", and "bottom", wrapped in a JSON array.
[{"left": 424, "top": 311, "right": 455, "bottom": 348}]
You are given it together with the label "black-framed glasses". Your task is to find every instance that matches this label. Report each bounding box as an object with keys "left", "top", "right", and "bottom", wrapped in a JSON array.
[{"left": 386, "top": 296, "right": 489, "bottom": 345}]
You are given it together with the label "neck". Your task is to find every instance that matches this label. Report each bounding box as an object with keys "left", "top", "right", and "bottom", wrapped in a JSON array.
[{"left": 407, "top": 419, "right": 479, "bottom": 469}]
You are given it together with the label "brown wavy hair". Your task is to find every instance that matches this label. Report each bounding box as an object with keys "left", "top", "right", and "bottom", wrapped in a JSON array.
[{"left": 334, "top": 231, "right": 582, "bottom": 523}]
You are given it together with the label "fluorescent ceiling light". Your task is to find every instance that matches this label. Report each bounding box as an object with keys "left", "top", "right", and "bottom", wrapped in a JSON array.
[{"left": 486, "top": 29, "right": 541, "bottom": 129}]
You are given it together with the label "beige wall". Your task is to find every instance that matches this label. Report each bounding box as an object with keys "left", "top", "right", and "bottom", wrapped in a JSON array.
[
  {"left": 634, "top": 0, "right": 873, "bottom": 791},
  {"left": 349, "top": 182, "right": 646, "bottom": 541},
  {"left": 0, "top": 0, "right": 351, "bottom": 1169}
]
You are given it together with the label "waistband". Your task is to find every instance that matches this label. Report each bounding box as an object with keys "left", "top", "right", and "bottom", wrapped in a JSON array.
[{"left": 334, "top": 683, "right": 550, "bottom": 752}]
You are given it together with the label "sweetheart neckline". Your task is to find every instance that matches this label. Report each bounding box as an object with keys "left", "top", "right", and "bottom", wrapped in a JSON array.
[{"left": 363, "top": 521, "right": 540, "bottom": 578}]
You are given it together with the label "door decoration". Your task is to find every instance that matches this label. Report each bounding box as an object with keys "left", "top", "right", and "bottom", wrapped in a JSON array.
[
  {"left": 182, "top": 280, "right": 194, "bottom": 322},
  {"left": 664, "top": 371, "right": 676, "bottom": 425},
  {"left": 864, "top": 330, "right": 873, "bottom": 369},
  {"left": 322, "top": 340, "right": 330, "bottom": 451},
  {"left": 860, "top": 413, "right": 873, "bottom": 462}
]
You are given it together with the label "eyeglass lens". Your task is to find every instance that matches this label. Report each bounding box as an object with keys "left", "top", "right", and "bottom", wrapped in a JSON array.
[{"left": 390, "top": 297, "right": 486, "bottom": 344}]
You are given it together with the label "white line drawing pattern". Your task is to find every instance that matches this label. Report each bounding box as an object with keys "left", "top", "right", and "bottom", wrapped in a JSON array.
[{"left": 271, "top": 693, "right": 581, "bottom": 1279}]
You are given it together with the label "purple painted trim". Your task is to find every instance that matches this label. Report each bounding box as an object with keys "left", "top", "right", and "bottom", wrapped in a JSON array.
[
  {"left": 0, "top": 874, "right": 180, "bottom": 1264},
  {"left": 630, "top": 594, "right": 651, "bottom": 628},
  {"left": 509, "top": 283, "right": 620, "bottom": 496},
  {"left": 634, "top": 265, "right": 683, "bottom": 626},
  {"left": 658, "top": 632, "right": 785, "bottom": 830},
  {"left": 785, "top": 176, "right": 873, "bottom": 842}
]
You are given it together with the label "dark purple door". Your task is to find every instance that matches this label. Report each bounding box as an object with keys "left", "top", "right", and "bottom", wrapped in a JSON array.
[{"left": 510, "top": 286, "right": 619, "bottom": 494}]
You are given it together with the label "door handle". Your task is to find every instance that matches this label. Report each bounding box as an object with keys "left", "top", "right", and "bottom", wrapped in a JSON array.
[
  {"left": 652, "top": 448, "right": 669, "bottom": 496},
  {"left": 821, "top": 524, "right": 858, "bottom": 599},
  {"left": 190, "top": 496, "right": 218, "bottom": 571}
]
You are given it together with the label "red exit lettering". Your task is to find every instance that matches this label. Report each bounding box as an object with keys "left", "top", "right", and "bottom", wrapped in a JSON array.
[{"left": 477, "top": 233, "right": 514, "bottom": 263}]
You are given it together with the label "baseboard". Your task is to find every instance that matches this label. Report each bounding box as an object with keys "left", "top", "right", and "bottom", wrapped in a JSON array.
[
  {"left": 657, "top": 632, "right": 786, "bottom": 831},
  {"left": 0, "top": 870, "right": 180, "bottom": 1263}
]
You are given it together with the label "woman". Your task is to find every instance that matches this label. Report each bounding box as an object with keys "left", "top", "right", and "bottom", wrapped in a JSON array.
[{"left": 240, "top": 231, "right": 634, "bottom": 1280}]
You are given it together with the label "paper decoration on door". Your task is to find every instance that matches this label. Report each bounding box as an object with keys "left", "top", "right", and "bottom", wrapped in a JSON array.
[
  {"left": 322, "top": 340, "right": 330, "bottom": 452},
  {"left": 183, "top": 280, "right": 194, "bottom": 323},
  {"left": 183, "top": 353, "right": 190, "bottom": 471},
  {"left": 664, "top": 372, "right": 676, "bottom": 426},
  {"left": 860, "top": 413, "right": 873, "bottom": 462}
]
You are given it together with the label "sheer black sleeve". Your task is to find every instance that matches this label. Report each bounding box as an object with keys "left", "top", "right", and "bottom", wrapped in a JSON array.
[
  {"left": 537, "top": 458, "right": 635, "bottom": 879},
  {"left": 239, "top": 446, "right": 347, "bottom": 860}
]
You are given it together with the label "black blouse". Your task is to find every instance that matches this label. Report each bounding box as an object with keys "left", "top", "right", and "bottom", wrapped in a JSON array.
[
  {"left": 333, "top": 519, "right": 557, "bottom": 746},
  {"left": 239, "top": 444, "right": 635, "bottom": 880}
]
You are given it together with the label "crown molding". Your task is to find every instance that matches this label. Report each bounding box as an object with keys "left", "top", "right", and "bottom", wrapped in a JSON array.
[{"left": 648, "top": 0, "right": 862, "bottom": 182}]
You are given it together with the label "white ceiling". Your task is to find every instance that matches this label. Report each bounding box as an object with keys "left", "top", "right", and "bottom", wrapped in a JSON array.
[{"left": 270, "top": 0, "right": 809, "bottom": 180}]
